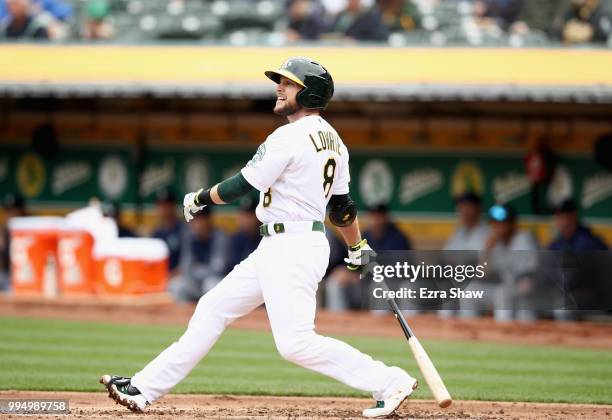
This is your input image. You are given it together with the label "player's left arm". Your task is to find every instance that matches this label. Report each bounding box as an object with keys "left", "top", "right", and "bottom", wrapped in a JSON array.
[
  {"left": 327, "top": 143, "right": 373, "bottom": 269},
  {"left": 328, "top": 194, "right": 373, "bottom": 270},
  {"left": 183, "top": 172, "right": 255, "bottom": 222}
]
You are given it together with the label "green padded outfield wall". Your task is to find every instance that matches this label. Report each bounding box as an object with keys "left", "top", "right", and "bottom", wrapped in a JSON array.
[{"left": 1, "top": 144, "right": 611, "bottom": 221}]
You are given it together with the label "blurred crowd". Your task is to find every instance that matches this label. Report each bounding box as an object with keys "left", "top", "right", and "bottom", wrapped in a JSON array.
[
  {"left": 1, "top": 0, "right": 611, "bottom": 46},
  {"left": 1, "top": 178, "right": 609, "bottom": 322}
]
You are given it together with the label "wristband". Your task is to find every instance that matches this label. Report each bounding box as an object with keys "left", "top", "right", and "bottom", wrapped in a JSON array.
[
  {"left": 196, "top": 188, "right": 213, "bottom": 206},
  {"left": 350, "top": 238, "right": 367, "bottom": 251}
]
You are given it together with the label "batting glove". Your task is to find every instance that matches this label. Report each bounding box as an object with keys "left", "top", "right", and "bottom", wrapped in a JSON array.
[
  {"left": 344, "top": 238, "right": 376, "bottom": 271},
  {"left": 183, "top": 189, "right": 205, "bottom": 222}
]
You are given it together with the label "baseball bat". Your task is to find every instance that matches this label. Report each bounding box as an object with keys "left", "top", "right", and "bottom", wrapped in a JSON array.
[{"left": 387, "top": 296, "right": 452, "bottom": 408}]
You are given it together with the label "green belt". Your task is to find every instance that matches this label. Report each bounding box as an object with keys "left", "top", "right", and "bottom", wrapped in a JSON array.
[{"left": 259, "top": 221, "right": 325, "bottom": 237}]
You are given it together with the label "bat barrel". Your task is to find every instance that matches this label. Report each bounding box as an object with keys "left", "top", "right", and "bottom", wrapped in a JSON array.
[
  {"left": 385, "top": 294, "right": 452, "bottom": 409},
  {"left": 408, "top": 336, "right": 452, "bottom": 408}
]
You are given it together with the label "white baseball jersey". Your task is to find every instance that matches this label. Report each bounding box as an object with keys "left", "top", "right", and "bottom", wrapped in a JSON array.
[{"left": 241, "top": 115, "right": 349, "bottom": 224}]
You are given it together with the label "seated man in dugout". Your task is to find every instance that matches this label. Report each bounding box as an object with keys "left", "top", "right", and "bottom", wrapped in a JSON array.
[
  {"left": 460, "top": 204, "right": 540, "bottom": 322},
  {"left": 325, "top": 203, "right": 411, "bottom": 311},
  {"left": 548, "top": 199, "right": 608, "bottom": 321},
  {"left": 439, "top": 191, "right": 490, "bottom": 318},
  {"left": 170, "top": 206, "right": 229, "bottom": 303}
]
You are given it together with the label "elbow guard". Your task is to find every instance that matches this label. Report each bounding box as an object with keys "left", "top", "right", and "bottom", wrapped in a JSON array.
[{"left": 328, "top": 194, "right": 357, "bottom": 227}]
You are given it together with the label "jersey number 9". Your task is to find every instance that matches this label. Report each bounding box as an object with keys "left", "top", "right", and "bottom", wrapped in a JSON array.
[{"left": 323, "top": 158, "right": 336, "bottom": 198}]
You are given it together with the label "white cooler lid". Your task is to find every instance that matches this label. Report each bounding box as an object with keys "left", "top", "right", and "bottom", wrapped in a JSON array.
[
  {"left": 93, "top": 238, "right": 169, "bottom": 261},
  {"left": 8, "top": 216, "right": 66, "bottom": 232},
  {"left": 64, "top": 205, "right": 119, "bottom": 239}
]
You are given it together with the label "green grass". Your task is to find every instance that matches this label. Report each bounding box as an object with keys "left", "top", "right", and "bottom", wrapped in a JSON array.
[{"left": 0, "top": 316, "right": 611, "bottom": 404}]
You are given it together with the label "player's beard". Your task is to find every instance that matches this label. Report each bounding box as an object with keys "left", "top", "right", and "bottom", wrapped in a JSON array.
[{"left": 273, "top": 100, "right": 300, "bottom": 117}]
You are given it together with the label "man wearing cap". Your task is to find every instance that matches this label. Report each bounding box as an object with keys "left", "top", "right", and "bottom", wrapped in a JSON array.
[
  {"left": 548, "top": 199, "right": 607, "bottom": 251},
  {"left": 444, "top": 192, "right": 489, "bottom": 252},
  {"left": 363, "top": 204, "right": 411, "bottom": 252},
  {"left": 440, "top": 192, "right": 489, "bottom": 317},
  {"left": 461, "top": 204, "right": 539, "bottom": 322},
  {"left": 548, "top": 199, "right": 607, "bottom": 321}
]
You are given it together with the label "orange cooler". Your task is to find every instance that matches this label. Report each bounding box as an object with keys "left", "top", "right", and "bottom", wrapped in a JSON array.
[
  {"left": 57, "top": 226, "right": 95, "bottom": 295},
  {"left": 94, "top": 238, "right": 169, "bottom": 295},
  {"left": 8, "top": 217, "right": 65, "bottom": 296}
]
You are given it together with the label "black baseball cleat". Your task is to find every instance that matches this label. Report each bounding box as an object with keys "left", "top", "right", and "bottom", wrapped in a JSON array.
[{"left": 100, "top": 374, "right": 150, "bottom": 413}]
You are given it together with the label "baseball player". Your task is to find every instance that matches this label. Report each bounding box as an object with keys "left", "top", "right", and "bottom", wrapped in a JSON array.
[{"left": 101, "top": 57, "right": 417, "bottom": 418}]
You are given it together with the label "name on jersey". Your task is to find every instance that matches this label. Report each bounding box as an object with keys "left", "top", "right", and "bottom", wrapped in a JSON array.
[{"left": 309, "top": 131, "right": 341, "bottom": 155}]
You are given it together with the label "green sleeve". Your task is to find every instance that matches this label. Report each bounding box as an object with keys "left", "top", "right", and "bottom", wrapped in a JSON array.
[
  {"left": 217, "top": 172, "right": 256, "bottom": 203},
  {"left": 196, "top": 172, "right": 255, "bottom": 205}
]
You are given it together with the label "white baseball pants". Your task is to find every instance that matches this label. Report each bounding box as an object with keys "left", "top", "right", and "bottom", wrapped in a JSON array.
[{"left": 131, "top": 231, "right": 413, "bottom": 402}]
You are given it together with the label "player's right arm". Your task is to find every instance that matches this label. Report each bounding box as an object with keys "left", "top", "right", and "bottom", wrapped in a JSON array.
[
  {"left": 183, "top": 172, "right": 256, "bottom": 222},
  {"left": 183, "top": 130, "right": 293, "bottom": 222}
]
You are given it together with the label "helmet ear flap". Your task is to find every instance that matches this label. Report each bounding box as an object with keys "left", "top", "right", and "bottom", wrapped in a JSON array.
[
  {"left": 308, "top": 93, "right": 322, "bottom": 104},
  {"left": 296, "top": 87, "right": 323, "bottom": 110}
]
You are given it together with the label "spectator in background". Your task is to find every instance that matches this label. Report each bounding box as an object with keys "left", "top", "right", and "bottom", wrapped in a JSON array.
[
  {"left": 102, "top": 202, "right": 137, "bottom": 238},
  {"left": 0, "top": 0, "right": 73, "bottom": 21},
  {"left": 444, "top": 192, "right": 489, "bottom": 251},
  {"left": 171, "top": 207, "right": 228, "bottom": 303},
  {"left": 225, "top": 195, "right": 261, "bottom": 274},
  {"left": 81, "top": 0, "right": 113, "bottom": 40},
  {"left": 474, "top": 0, "right": 525, "bottom": 31},
  {"left": 548, "top": 199, "right": 608, "bottom": 321},
  {"left": 524, "top": 137, "right": 556, "bottom": 215},
  {"left": 321, "top": 0, "right": 362, "bottom": 16},
  {"left": 324, "top": 204, "right": 410, "bottom": 311},
  {"left": 557, "top": 0, "right": 612, "bottom": 44},
  {"left": 439, "top": 192, "right": 489, "bottom": 317},
  {"left": 548, "top": 199, "right": 607, "bottom": 251},
  {"left": 0, "top": 0, "right": 49, "bottom": 39},
  {"left": 330, "top": 0, "right": 389, "bottom": 41},
  {"left": 286, "top": 0, "right": 330, "bottom": 41},
  {"left": 511, "top": 0, "right": 565, "bottom": 37},
  {"left": 378, "top": 0, "right": 421, "bottom": 33},
  {"left": 0, "top": 193, "right": 27, "bottom": 291},
  {"left": 363, "top": 203, "right": 411, "bottom": 251},
  {"left": 32, "top": 0, "right": 73, "bottom": 39},
  {"left": 152, "top": 189, "right": 184, "bottom": 276},
  {"left": 0, "top": 0, "right": 72, "bottom": 30},
  {"left": 466, "top": 204, "right": 539, "bottom": 322}
]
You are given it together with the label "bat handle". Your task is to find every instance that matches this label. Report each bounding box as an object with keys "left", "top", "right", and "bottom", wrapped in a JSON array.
[{"left": 387, "top": 297, "right": 414, "bottom": 339}]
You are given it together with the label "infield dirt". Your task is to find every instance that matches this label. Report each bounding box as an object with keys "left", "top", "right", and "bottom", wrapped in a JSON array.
[{"left": 1, "top": 391, "right": 611, "bottom": 420}]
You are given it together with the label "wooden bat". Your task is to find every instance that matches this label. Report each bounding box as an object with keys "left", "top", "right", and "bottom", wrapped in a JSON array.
[{"left": 387, "top": 296, "right": 452, "bottom": 408}]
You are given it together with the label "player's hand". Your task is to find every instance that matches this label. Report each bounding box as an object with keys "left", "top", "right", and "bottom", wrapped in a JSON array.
[
  {"left": 183, "top": 189, "right": 205, "bottom": 222},
  {"left": 344, "top": 238, "right": 376, "bottom": 271}
]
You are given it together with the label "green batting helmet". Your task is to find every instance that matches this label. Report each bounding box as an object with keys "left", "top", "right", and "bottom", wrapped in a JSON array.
[{"left": 265, "top": 57, "right": 334, "bottom": 110}]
